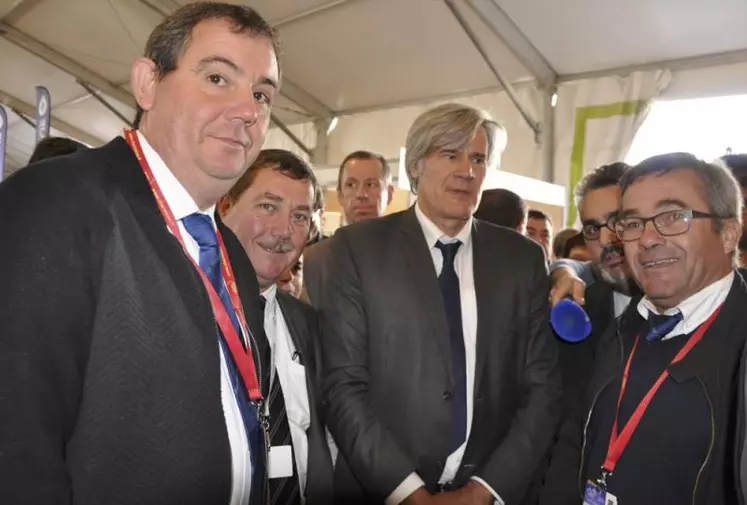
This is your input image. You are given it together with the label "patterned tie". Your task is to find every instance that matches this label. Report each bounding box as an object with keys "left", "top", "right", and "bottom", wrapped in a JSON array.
[
  {"left": 263, "top": 295, "right": 301, "bottom": 505},
  {"left": 435, "top": 240, "right": 468, "bottom": 453},
  {"left": 645, "top": 310, "right": 684, "bottom": 341},
  {"left": 182, "top": 212, "right": 267, "bottom": 505}
]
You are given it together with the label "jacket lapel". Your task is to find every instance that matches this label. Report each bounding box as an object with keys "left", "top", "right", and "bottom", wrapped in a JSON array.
[
  {"left": 107, "top": 137, "right": 217, "bottom": 345},
  {"left": 669, "top": 272, "right": 747, "bottom": 382},
  {"left": 397, "top": 207, "right": 454, "bottom": 382}
]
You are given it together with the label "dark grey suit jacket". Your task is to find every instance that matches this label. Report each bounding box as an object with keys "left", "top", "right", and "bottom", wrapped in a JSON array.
[
  {"left": 275, "top": 291, "right": 335, "bottom": 505},
  {"left": 321, "top": 206, "right": 562, "bottom": 504},
  {"left": 302, "top": 237, "right": 331, "bottom": 306}
]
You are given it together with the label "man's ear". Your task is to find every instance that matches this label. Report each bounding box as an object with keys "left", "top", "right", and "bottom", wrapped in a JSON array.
[
  {"left": 131, "top": 57, "right": 159, "bottom": 117},
  {"left": 217, "top": 195, "right": 233, "bottom": 218},
  {"left": 721, "top": 217, "right": 741, "bottom": 257},
  {"left": 386, "top": 184, "right": 394, "bottom": 206}
]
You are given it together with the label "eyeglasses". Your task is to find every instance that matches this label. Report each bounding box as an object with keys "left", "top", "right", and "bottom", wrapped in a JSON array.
[
  {"left": 614, "top": 208, "right": 722, "bottom": 242},
  {"left": 581, "top": 216, "right": 618, "bottom": 241}
]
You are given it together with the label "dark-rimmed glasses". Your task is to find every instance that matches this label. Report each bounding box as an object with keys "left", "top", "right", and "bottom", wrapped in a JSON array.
[
  {"left": 614, "top": 208, "right": 721, "bottom": 242},
  {"left": 581, "top": 216, "right": 618, "bottom": 241}
]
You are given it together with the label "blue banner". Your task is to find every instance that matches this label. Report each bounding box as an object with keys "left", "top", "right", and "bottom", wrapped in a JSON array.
[
  {"left": 0, "top": 107, "right": 6, "bottom": 182},
  {"left": 35, "top": 86, "right": 50, "bottom": 144}
]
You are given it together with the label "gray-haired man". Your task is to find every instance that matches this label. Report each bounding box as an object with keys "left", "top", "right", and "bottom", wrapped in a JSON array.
[{"left": 321, "top": 103, "right": 561, "bottom": 505}]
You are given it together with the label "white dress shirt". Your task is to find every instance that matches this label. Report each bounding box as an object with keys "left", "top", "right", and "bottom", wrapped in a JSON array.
[
  {"left": 636, "top": 271, "right": 734, "bottom": 338},
  {"left": 613, "top": 292, "right": 632, "bottom": 318},
  {"left": 138, "top": 131, "right": 252, "bottom": 505},
  {"left": 386, "top": 203, "right": 503, "bottom": 505},
  {"left": 263, "top": 284, "right": 312, "bottom": 501}
]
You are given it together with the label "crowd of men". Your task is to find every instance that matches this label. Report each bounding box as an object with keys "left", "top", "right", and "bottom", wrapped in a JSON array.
[{"left": 1, "top": 3, "right": 747, "bottom": 505}]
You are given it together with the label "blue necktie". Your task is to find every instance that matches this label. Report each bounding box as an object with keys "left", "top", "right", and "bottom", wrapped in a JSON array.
[
  {"left": 435, "top": 240, "right": 468, "bottom": 453},
  {"left": 645, "top": 310, "right": 683, "bottom": 341},
  {"left": 182, "top": 212, "right": 266, "bottom": 505}
]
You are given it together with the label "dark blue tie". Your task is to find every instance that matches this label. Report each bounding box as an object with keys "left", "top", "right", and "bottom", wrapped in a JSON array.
[
  {"left": 645, "top": 310, "right": 683, "bottom": 341},
  {"left": 182, "top": 212, "right": 266, "bottom": 505},
  {"left": 435, "top": 240, "right": 468, "bottom": 453}
]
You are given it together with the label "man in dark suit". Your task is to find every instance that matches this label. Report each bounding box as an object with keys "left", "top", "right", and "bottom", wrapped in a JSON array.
[
  {"left": 303, "top": 150, "right": 393, "bottom": 305},
  {"left": 545, "top": 153, "right": 747, "bottom": 504},
  {"left": 220, "top": 149, "right": 334, "bottom": 505},
  {"left": 0, "top": 4, "right": 280, "bottom": 504},
  {"left": 321, "top": 103, "right": 562, "bottom": 505}
]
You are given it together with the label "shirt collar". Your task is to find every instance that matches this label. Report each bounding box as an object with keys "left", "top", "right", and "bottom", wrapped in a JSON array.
[
  {"left": 636, "top": 271, "right": 734, "bottom": 338},
  {"left": 137, "top": 130, "right": 216, "bottom": 225},
  {"left": 261, "top": 283, "right": 278, "bottom": 306},
  {"left": 414, "top": 201, "right": 473, "bottom": 248}
]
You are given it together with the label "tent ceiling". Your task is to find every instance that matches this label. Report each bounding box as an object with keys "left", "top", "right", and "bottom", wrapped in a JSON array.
[
  {"left": 498, "top": 0, "right": 747, "bottom": 76},
  {"left": 2, "top": 0, "right": 747, "bottom": 173}
]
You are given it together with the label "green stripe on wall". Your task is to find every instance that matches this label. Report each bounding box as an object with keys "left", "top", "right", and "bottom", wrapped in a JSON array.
[{"left": 567, "top": 100, "right": 647, "bottom": 226}]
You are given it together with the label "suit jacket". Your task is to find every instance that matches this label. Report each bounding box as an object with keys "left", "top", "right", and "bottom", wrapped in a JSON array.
[
  {"left": 302, "top": 237, "right": 331, "bottom": 306},
  {"left": 275, "top": 291, "right": 335, "bottom": 505},
  {"left": 320, "top": 207, "right": 562, "bottom": 504},
  {"left": 0, "top": 137, "right": 270, "bottom": 505}
]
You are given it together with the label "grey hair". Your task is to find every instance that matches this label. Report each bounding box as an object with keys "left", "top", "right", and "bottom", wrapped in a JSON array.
[{"left": 404, "top": 103, "right": 507, "bottom": 194}]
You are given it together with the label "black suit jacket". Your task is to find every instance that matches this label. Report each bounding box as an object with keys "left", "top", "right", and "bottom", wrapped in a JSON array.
[
  {"left": 320, "top": 207, "right": 562, "bottom": 504},
  {"left": 275, "top": 291, "right": 334, "bottom": 505},
  {"left": 0, "top": 138, "right": 270, "bottom": 505}
]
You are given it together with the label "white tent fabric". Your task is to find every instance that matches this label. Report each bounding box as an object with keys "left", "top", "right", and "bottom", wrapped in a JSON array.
[{"left": 553, "top": 69, "right": 672, "bottom": 223}]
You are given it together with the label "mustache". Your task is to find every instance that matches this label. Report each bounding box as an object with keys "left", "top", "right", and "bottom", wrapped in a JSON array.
[
  {"left": 257, "top": 237, "right": 294, "bottom": 253},
  {"left": 600, "top": 243, "right": 625, "bottom": 262}
]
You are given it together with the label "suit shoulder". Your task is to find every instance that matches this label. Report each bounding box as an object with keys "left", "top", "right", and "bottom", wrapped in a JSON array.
[
  {"left": 475, "top": 218, "right": 545, "bottom": 257},
  {"left": 335, "top": 209, "right": 407, "bottom": 241},
  {"left": 0, "top": 138, "right": 129, "bottom": 210},
  {"left": 277, "top": 291, "right": 318, "bottom": 324}
]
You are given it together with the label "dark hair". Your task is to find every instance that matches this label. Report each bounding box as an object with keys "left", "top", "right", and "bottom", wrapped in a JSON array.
[
  {"left": 574, "top": 162, "right": 630, "bottom": 208},
  {"left": 719, "top": 154, "right": 747, "bottom": 188},
  {"left": 474, "top": 188, "right": 527, "bottom": 229},
  {"left": 553, "top": 227, "right": 580, "bottom": 259},
  {"left": 562, "top": 232, "right": 586, "bottom": 259},
  {"left": 134, "top": 2, "right": 280, "bottom": 127},
  {"left": 28, "top": 136, "right": 88, "bottom": 164},
  {"left": 528, "top": 209, "right": 552, "bottom": 225},
  {"left": 337, "top": 150, "right": 391, "bottom": 191},
  {"left": 621, "top": 152, "right": 741, "bottom": 233},
  {"left": 739, "top": 235, "right": 747, "bottom": 252},
  {"left": 224, "top": 149, "right": 318, "bottom": 207}
]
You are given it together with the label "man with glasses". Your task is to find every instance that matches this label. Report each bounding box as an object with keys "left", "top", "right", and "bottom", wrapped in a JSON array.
[
  {"left": 542, "top": 152, "right": 747, "bottom": 504},
  {"left": 303, "top": 150, "right": 393, "bottom": 305}
]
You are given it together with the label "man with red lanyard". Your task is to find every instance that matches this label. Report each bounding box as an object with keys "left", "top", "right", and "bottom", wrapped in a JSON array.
[
  {"left": 0, "top": 3, "right": 280, "bottom": 505},
  {"left": 543, "top": 153, "right": 747, "bottom": 505}
]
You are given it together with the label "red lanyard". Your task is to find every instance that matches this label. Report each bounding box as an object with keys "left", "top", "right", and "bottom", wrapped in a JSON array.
[
  {"left": 124, "top": 129, "right": 262, "bottom": 402},
  {"left": 602, "top": 305, "right": 722, "bottom": 474}
]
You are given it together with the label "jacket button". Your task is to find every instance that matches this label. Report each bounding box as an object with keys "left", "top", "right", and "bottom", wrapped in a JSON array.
[{"left": 442, "top": 391, "right": 453, "bottom": 401}]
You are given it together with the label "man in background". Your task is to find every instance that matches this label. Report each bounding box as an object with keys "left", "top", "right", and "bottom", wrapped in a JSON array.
[
  {"left": 304, "top": 150, "right": 393, "bottom": 305},
  {"left": 473, "top": 187, "right": 527, "bottom": 232},
  {"left": 221, "top": 149, "right": 334, "bottom": 505},
  {"left": 526, "top": 209, "right": 554, "bottom": 261}
]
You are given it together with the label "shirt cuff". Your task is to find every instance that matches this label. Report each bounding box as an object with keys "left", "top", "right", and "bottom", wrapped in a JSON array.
[
  {"left": 386, "top": 473, "right": 425, "bottom": 505},
  {"left": 470, "top": 476, "right": 505, "bottom": 505}
]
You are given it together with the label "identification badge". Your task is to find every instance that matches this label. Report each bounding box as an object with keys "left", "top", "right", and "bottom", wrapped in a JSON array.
[
  {"left": 268, "top": 445, "right": 294, "bottom": 479},
  {"left": 583, "top": 480, "right": 618, "bottom": 505}
]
